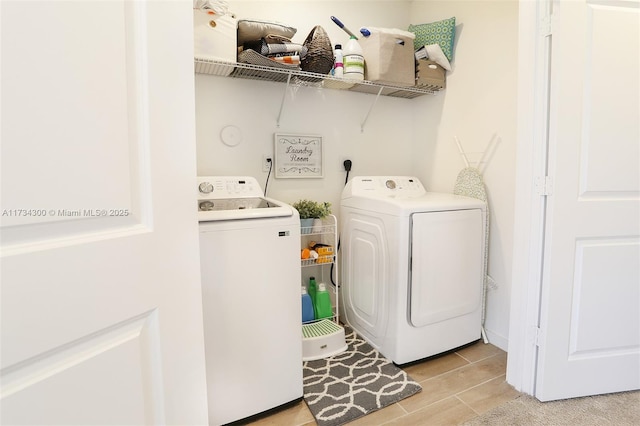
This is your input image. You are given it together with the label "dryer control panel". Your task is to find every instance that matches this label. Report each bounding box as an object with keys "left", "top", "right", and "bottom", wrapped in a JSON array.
[{"left": 342, "top": 176, "right": 426, "bottom": 199}]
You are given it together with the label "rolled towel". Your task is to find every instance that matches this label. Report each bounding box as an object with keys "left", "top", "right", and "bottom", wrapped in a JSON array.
[
  {"left": 243, "top": 38, "right": 308, "bottom": 58},
  {"left": 269, "top": 55, "right": 301, "bottom": 65}
]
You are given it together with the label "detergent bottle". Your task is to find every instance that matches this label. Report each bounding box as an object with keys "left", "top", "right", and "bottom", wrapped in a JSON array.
[
  {"left": 333, "top": 44, "right": 344, "bottom": 77},
  {"left": 301, "top": 286, "right": 315, "bottom": 323},
  {"left": 308, "top": 276, "right": 318, "bottom": 313},
  {"left": 314, "top": 283, "right": 333, "bottom": 319},
  {"left": 343, "top": 36, "right": 364, "bottom": 81}
]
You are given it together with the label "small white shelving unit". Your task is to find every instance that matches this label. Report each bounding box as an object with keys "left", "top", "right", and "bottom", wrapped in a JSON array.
[{"left": 300, "top": 214, "right": 347, "bottom": 361}]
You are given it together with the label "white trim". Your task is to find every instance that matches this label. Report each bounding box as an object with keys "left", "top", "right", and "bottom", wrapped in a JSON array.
[
  {"left": 506, "top": 0, "right": 553, "bottom": 395},
  {"left": 485, "top": 328, "right": 508, "bottom": 352}
]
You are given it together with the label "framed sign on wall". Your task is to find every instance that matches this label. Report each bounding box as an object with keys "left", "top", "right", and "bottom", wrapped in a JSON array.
[{"left": 274, "top": 133, "right": 323, "bottom": 178}]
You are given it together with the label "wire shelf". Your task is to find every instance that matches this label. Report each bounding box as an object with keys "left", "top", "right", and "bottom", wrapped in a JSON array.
[
  {"left": 301, "top": 256, "right": 334, "bottom": 267},
  {"left": 194, "top": 57, "right": 442, "bottom": 99},
  {"left": 300, "top": 224, "right": 336, "bottom": 236}
]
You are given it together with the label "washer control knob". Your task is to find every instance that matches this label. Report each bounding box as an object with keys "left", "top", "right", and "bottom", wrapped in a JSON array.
[
  {"left": 199, "top": 182, "right": 214, "bottom": 194},
  {"left": 385, "top": 180, "right": 396, "bottom": 189},
  {"left": 199, "top": 201, "right": 215, "bottom": 211}
]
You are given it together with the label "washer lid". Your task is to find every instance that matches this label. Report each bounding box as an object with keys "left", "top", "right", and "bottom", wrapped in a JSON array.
[
  {"left": 341, "top": 176, "right": 486, "bottom": 216},
  {"left": 197, "top": 176, "right": 294, "bottom": 221},
  {"left": 198, "top": 197, "right": 294, "bottom": 221}
]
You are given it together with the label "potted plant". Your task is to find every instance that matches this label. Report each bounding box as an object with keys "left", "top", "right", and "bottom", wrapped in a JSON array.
[{"left": 292, "top": 199, "right": 331, "bottom": 233}]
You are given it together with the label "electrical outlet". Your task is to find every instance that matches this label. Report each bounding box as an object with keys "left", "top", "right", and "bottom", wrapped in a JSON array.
[
  {"left": 262, "top": 155, "right": 273, "bottom": 172},
  {"left": 340, "top": 157, "right": 353, "bottom": 172}
]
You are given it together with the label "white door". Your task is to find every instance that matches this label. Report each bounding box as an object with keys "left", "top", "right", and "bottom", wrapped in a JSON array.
[
  {"left": 1, "top": 1, "right": 209, "bottom": 424},
  {"left": 535, "top": 0, "right": 640, "bottom": 401}
]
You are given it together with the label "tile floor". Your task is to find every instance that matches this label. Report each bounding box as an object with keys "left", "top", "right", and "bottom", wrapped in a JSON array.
[{"left": 247, "top": 341, "right": 521, "bottom": 426}]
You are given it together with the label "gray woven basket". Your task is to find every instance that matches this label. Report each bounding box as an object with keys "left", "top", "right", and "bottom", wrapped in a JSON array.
[{"left": 300, "top": 25, "right": 333, "bottom": 75}]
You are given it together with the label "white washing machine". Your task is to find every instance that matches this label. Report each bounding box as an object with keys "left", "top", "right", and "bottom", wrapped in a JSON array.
[
  {"left": 340, "top": 176, "right": 486, "bottom": 365},
  {"left": 197, "top": 176, "right": 302, "bottom": 425}
]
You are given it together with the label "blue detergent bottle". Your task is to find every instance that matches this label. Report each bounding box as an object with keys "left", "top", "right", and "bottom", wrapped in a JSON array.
[
  {"left": 301, "top": 286, "right": 315, "bottom": 323},
  {"left": 314, "top": 283, "right": 333, "bottom": 319}
]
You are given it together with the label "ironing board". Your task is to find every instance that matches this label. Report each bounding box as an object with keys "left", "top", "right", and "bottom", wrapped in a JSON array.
[{"left": 453, "top": 135, "right": 497, "bottom": 344}]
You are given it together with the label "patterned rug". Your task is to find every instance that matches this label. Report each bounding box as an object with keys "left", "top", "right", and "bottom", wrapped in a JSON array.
[{"left": 302, "top": 327, "right": 422, "bottom": 426}]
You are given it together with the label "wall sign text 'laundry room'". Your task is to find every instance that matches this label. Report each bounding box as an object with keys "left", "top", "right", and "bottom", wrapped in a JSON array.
[{"left": 275, "top": 133, "right": 323, "bottom": 178}]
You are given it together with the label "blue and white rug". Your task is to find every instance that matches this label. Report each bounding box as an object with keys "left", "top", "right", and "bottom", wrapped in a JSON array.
[{"left": 302, "top": 327, "right": 422, "bottom": 426}]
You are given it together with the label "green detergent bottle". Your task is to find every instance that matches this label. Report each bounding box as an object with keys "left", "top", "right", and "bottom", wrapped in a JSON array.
[
  {"left": 308, "top": 277, "right": 318, "bottom": 317},
  {"left": 314, "top": 283, "right": 333, "bottom": 319}
]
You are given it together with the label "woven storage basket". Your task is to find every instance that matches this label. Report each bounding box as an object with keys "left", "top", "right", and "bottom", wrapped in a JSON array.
[{"left": 300, "top": 25, "right": 333, "bottom": 75}]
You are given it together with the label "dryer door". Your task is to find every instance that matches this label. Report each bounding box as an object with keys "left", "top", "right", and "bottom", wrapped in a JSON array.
[{"left": 409, "top": 209, "right": 484, "bottom": 327}]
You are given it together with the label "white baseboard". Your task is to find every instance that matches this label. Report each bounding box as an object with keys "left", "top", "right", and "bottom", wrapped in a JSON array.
[{"left": 485, "top": 328, "right": 508, "bottom": 352}]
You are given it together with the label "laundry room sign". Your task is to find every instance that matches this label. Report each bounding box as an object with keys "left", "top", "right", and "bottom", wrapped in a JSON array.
[{"left": 274, "top": 133, "right": 323, "bottom": 178}]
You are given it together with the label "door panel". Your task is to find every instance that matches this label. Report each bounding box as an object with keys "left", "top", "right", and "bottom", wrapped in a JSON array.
[
  {"left": 1, "top": 1, "right": 209, "bottom": 424},
  {"left": 1, "top": 0, "right": 143, "bottom": 243},
  {"left": 570, "top": 239, "right": 639, "bottom": 356},
  {"left": 1, "top": 312, "right": 161, "bottom": 425},
  {"left": 536, "top": 0, "right": 640, "bottom": 401},
  {"left": 410, "top": 209, "right": 484, "bottom": 327},
  {"left": 578, "top": 1, "right": 639, "bottom": 197}
]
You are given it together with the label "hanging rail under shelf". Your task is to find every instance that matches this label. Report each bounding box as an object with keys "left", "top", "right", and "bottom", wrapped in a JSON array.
[{"left": 194, "top": 57, "right": 443, "bottom": 99}]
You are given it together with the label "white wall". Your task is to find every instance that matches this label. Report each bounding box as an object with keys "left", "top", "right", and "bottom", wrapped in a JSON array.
[
  {"left": 194, "top": 0, "right": 518, "bottom": 350},
  {"left": 409, "top": 0, "right": 518, "bottom": 349},
  {"left": 196, "top": 0, "right": 415, "bottom": 211}
]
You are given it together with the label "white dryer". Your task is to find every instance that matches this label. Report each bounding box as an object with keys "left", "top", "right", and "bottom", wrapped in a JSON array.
[
  {"left": 340, "top": 176, "right": 486, "bottom": 364},
  {"left": 197, "top": 176, "right": 302, "bottom": 425}
]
